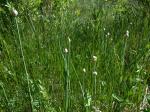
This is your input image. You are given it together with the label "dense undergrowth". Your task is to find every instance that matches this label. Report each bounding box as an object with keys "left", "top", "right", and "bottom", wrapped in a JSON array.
[{"left": 0, "top": 0, "right": 150, "bottom": 112}]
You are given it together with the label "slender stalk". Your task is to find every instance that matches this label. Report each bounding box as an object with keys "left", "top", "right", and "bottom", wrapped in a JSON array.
[
  {"left": 59, "top": 38, "right": 70, "bottom": 112},
  {"left": 93, "top": 62, "right": 97, "bottom": 106},
  {"left": 64, "top": 57, "right": 69, "bottom": 112},
  {"left": 64, "top": 41, "right": 71, "bottom": 112},
  {"left": 15, "top": 17, "right": 34, "bottom": 111},
  {"left": 94, "top": 74, "right": 97, "bottom": 104},
  {"left": 63, "top": 49, "right": 70, "bottom": 112}
]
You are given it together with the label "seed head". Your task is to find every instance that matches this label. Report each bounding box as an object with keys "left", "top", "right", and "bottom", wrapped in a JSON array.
[
  {"left": 68, "top": 37, "right": 71, "bottom": 43},
  {"left": 107, "top": 32, "right": 110, "bottom": 36},
  {"left": 83, "top": 68, "right": 86, "bottom": 73},
  {"left": 11, "top": 8, "right": 18, "bottom": 17},
  {"left": 106, "top": 32, "right": 110, "bottom": 37},
  {"left": 126, "top": 30, "right": 129, "bottom": 37},
  {"left": 93, "top": 56, "right": 97, "bottom": 62},
  {"left": 64, "top": 48, "right": 68, "bottom": 53},
  {"left": 93, "top": 71, "right": 97, "bottom": 75}
]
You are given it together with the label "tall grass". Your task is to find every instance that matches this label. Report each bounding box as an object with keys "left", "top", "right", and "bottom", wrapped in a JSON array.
[{"left": 0, "top": 0, "right": 150, "bottom": 111}]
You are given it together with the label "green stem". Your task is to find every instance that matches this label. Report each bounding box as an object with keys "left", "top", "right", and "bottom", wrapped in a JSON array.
[{"left": 15, "top": 17, "right": 34, "bottom": 111}]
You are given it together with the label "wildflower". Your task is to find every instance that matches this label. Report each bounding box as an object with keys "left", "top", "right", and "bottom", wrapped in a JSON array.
[
  {"left": 126, "top": 30, "right": 129, "bottom": 37},
  {"left": 103, "top": 28, "right": 106, "bottom": 31},
  {"left": 64, "top": 48, "right": 68, "bottom": 53},
  {"left": 93, "top": 71, "right": 97, "bottom": 75},
  {"left": 83, "top": 68, "right": 86, "bottom": 73},
  {"left": 93, "top": 56, "right": 97, "bottom": 62},
  {"left": 11, "top": 8, "right": 18, "bottom": 17}
]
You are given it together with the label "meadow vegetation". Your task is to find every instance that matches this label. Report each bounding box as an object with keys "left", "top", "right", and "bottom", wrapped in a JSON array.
[{"left": 0, "top": 0, "right": 150, "bottom": 111}]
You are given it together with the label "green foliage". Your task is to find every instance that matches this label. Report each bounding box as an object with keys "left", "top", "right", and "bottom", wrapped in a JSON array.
[{"left": 0, "top": 0, "right": 150, "bottom": 111}]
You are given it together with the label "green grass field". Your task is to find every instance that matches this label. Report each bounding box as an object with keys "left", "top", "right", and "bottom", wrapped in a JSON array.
[{"left": 0, "top": 0, "right": 150, "bottom": 112}]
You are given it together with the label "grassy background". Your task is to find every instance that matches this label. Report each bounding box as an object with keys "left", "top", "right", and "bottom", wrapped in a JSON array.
[{"left": 0, "top": 0, "right": 150, "bottom": 111}]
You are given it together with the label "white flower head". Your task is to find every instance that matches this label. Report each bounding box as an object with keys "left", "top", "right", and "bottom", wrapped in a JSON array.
[
  {"left": 12, "top": 8, "right": 18, "bottom": 17},
  {"left": 93, "top": 56, "right": 97, "bottom": 62},
  {"left": 126, "top": 30, "right": 129, "bottom": 37},
  {"left": 64, "top": 48, "right": 68, "bottom": 53},
  {"left": 93, "top": 71, "right": 97, "bottom": 75},
  {"left": 83, "top": 68, "right": 86, "bottom": 73}
]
